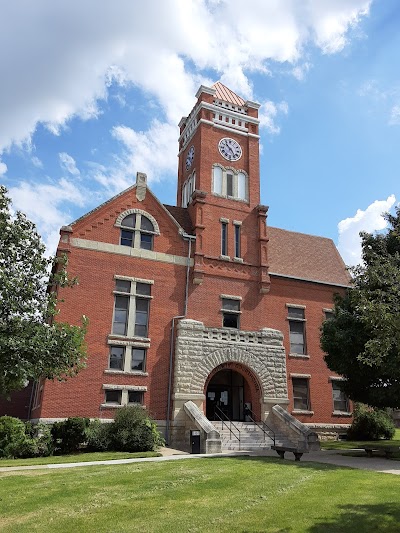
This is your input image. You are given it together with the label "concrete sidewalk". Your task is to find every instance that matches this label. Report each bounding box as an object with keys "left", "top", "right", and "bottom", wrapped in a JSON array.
[{"left": 1, "top": 447, "right": 399, "bottom": 475}]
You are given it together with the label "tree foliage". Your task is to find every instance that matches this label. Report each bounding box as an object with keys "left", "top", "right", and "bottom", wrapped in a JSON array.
[
  {"left": 0, "top": 186, "right": 87, "bottom": 396},
  {"left": 321, "top": 207, "right": 400, "bottom": 408}
]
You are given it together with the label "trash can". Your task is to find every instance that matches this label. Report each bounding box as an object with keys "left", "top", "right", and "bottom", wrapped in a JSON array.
[{"left": 190, "top": 430, "right": 201, "bottom": 454}]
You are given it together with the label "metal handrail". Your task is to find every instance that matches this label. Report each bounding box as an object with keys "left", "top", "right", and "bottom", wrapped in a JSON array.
[
  {"left": 245, "top": 408, "right": 276, "bottom": 446},
  {"left": 214, "top": 406, "right": 241, "bottom": 447}
]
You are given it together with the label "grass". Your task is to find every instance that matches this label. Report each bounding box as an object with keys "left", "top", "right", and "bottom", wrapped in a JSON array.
[
  {"left": 321, "top": 429, "right": 400, "bottom": 458},
  {"left": 1, "top": 456, "right": 400, "bottom": 532},
  {"left": 0, "top": 450, "right": 161, "bottom": 467}
]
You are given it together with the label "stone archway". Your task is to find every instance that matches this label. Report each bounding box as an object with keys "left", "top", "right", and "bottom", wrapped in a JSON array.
[
  {"left": 205, "top": 361, "right": 262, "bottom": 420},
  {"left": 172, "top": 319, "right": 289, "bottom": 423}
]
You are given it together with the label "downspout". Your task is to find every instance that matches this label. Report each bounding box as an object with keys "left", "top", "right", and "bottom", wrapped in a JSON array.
[{"left": 165, "top": 233, "right": 196, "bottom": 445}]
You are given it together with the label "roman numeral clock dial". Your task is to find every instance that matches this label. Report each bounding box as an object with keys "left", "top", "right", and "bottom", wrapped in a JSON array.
[{"left": 218, "top": 137, "right": 242, "bottom": 162}]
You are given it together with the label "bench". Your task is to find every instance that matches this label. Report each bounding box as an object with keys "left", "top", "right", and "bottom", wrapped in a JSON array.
[
  {"left": 363, "top": 446, "right": 399, "bottom": 459},
  {"left": 271, "top": 445, "right": 307, "bottom": 461}
]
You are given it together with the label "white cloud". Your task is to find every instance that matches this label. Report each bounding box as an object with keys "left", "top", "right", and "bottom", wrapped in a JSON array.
[
  {"left": 389, "top": 105, "right": 400, "bottom": 126},
  {"left": 9, "top": 179, "right": 87, "bottom": 255},
  {"left": 59, "top": 152, "right": 80, "bottom": 177},
  {"left": 337, "top": 195, "right": 397, "bottom": 266},
  {"left": 0, "top": 160, "right": 7, "bottom": 176},
  {"left": 0, "top": 0, "right": 371, "bottom": 154},
  {"left": 31, "top": 156, "right": 43, "bottom": 168},
  {"left": 259, "top": 100, "right": 289, "bottom": 134},
  {"left": 292, "top": 62, "right": 312, "bottom": 81}
]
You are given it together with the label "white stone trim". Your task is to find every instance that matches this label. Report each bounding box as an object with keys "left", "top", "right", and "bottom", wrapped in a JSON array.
[
  {"left": 288, "top": 353, "right": 310, "bottom": 360},
  {"left": 114, "top": 275, "right": 154, "bottom": 284},
  {"left": 323, "top": 308, "right": 333, "bottom": 313},
  {"left": 290, "top": 373, "right": 311, "bottom": 378},
  {"left": 220, "top": 217, "right": 230, "bottom": 223},
  {"left": 220, "top": 294, "right": 242, "bottom": 301},
  {"left": 329, "top": 376, "right": 347, "bottom": 382},
  {"left": 233, "top": 220, "right": 242, "bottom": 226},
  {"left": 286, "top": 303, "right": 306, "bottom": 309},
  {"left": 103, "top": 384, "right": 147, "bottom": 391},
  {"left": 107, "top": 338, "right": 150, "bottom": 348},
  {"left": 115, "top": 208, "right": 160, "bottom": 234},
  {"left": 292, "top": 409, "right": 314, "bottom": 415},
  {"left": 70, "top": 238, "right": 192, "bottom": 267},
  {"left": 104, "top": 370, "right": 149, "bottom": 377},
  {"left": 332, "top": 411, "right": 352, "bottom": 417},
  {"left": 219, "top": 255, "right": 230, "bottom": 261}
]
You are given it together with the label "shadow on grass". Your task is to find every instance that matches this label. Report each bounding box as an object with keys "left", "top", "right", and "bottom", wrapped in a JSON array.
[
  {"left": 309, "top": 503, "right": 400, "bottom": 532},
  {"left": 207, "top": 454, "right": 343, "bottom": 471}
]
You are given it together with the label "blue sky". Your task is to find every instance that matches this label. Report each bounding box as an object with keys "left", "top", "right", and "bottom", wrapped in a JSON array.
[{"left": 1, "top": 0, "right": 399, "bottom": 265}]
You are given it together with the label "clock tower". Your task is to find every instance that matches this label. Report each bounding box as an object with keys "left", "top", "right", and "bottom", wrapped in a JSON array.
[{"left": 177, "top": 82, "right": 270, "bottom": 297}]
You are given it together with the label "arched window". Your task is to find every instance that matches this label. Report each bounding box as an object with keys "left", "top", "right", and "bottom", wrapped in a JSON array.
[
  {"left": 118, "top": 211, "right": 158, "bottom": 250},
  {"left": 212, "top": 165, "right": 248, "bottom": 201},
  {"left": 181, "top": 171, "right": 196, "bottom": 208}
]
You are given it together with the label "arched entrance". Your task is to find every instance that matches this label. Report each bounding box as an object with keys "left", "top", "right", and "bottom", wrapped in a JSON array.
[{"left": 205, "top": 362, "right": 262, "bottom": 421}]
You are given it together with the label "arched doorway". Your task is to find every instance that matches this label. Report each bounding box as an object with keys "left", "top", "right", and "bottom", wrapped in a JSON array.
[{"left": 205, "top": 363, "right": 261, "bottom": 421}]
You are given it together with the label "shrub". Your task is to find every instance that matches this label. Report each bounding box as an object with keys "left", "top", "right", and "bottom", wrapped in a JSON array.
[
  {"left": 347, "top": 404, "right": 395, "bottom": 441},
  {"left": 86, "top": 419, "right": 112, "bottom": 452},
  {"left": 51, "top": 417, "right": 90, "bottom": 454},
  {"left": 0, "top": 416, "right": 29, "bottom": 458},
  {"left": 110, "top": 406, "right": 164, "bottom": 452},
  {"left": 26, "top": 423, "right": 53, "bottom": 457}
]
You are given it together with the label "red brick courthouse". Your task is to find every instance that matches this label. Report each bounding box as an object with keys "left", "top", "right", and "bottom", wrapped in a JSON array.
[{"left": 4, "top": 83, "right": 352, "bottom": 450}]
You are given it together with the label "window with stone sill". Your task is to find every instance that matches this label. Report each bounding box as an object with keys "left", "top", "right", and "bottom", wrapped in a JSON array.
[
  {"left": 234, "top": 223, "right": 241, "bottom": 259},
  {"left": 212, "top": 164, "right": 248, "bottom": 201},
  {"left": 292, "top": 377, "right": 310, "bottom": 411},
  {"left": 103, "top": 388, "right": 145, "bottom": 407},
  {"left": 128, "top": 391, "right": 144, "bottom": 405},
  {"left": 287, "top": 306, "right": 307, "bottom": 355},
  {"left": 221, "top": 297, "right": 241, "bottom": 329},
  {"left": 332, "top": 381, "right": 350, "bottom": 412},
  {"left": 112, "top": 278, "right": 152, "bottom": 338},
  {"left": 119, "top": 212, "right": 157, "bottom": 250},
  {"left": 109, "top": 345, "right": 147, "bottom": 372},
  {"left": 182, "top": 171, "right": 196, "bottom": 208},
  {"left": 104, "top": 389, "right": 122, "bottom": 405}
]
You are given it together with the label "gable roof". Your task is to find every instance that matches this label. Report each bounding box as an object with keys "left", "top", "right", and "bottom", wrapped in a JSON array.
[
  {"left": 267, "top": 226, "right": 351, "bottom": 287},
  {"left": 212, "top": 81, "right": 245, "bottom": 106}
]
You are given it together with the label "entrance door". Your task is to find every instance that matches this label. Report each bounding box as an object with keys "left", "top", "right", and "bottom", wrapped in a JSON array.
[{"left": 206, "top": 370, "right": 244, "bottom": 421}]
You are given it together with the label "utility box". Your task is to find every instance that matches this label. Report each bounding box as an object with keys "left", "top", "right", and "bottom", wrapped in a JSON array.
[{"left": 190, "top": 430, "right": 201, "bottom": 454}]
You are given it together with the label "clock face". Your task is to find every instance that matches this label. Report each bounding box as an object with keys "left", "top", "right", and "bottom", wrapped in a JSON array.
[
  {"left": 185, "top": 145, "right": 195, "bottom": 170},
  {"left": 218, "top": 137, "right": 242, "bottom": 162}
]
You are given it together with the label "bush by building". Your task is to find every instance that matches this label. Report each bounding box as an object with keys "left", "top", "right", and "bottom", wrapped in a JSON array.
[
  {"left": 51, "top": 417, "right": 90, "bottom": 454},
  {"left": 347, "top": 404, "right": 395, "bottom": 441}
]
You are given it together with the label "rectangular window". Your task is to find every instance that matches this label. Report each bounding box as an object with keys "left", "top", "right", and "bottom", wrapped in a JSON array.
[
  {"left": 332, "top": 381, "right": 349, "bottom": 412},
  {"left": 135, "top": 298, "right": 149, "bottom": 337},
  {"left": 105, "top": 389, "right": 122, "bottom": 405},
  {"left": 234, "top": 224, "right": 241, "bottom": 258},
  {"left": 292, "top": 378, "right": 310, "bottom": 410},
  {"left": 113, "top": 295, "right": 129, "bottom": 335},
  {"left": 226, "top": 173, "right": 233, "bottom": 196},
  {"left": 128, "top": 391, "right": 144, "bottom": 404},
  {"left": 131, "top": 348, "right": 146, "bottom": 371},
  {"left": 324, "top": 310, "right": 334, "bottom": 321},
  {"left": 287, "top": 306, "right": 306, "bottom": 354},
  {"left": 109, "top": 346, "right": 125, "bottom": 370},
  {"left": 221, "top": 297, "right": 240, "bottom": 329},
  {"left": 221, "top": 222, "right": 228, "bottom": 256},
  {"left": 112, "top": 279, "right": 152, "bottom": 338}
]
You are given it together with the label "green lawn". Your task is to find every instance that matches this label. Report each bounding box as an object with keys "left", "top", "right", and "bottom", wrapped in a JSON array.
[
  {"left": 0, "top": 450, "right": 160, "bottom": 467},
  {"left": 1, "top": 457, "right": 400, "bottom": 532},
  {"left": 321, "top": 429, "right": 400, "bottom": 456}
]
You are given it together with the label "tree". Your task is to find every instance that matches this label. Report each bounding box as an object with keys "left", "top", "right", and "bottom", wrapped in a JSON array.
[
  {"left": 0, "top": 186, "right": 87, "bottom": 396},
  {"left": 321, "top": 207, "right": 400, "bottom": 408}
]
